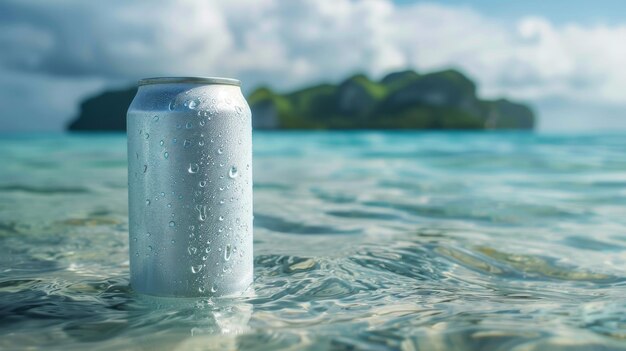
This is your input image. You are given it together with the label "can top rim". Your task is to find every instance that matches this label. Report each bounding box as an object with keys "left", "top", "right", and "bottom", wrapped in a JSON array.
[{"left": 138, "top": 77, "right": 241, "bottom": 87}]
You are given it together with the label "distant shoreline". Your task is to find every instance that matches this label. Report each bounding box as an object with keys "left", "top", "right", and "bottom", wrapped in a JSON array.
[{"left": 67, "top": 68, "right": 535, "bottom": 132}]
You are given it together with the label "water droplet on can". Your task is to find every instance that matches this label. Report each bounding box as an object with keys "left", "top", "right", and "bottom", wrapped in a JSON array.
[
  {"left": 169, "top": 221, "right": 176, "bottom": 227},
  {"left": 217, "top": 148, "right": 223, "bottom": 154},
  {"left": 144, "top": 133, "right": 150, "bottom": 139},
  {"left": 163, "top": 151, "right": 169, "bottom": 159},
  {"left": 188, "top": 246, "right": 197, "bottom": 255},
  {"left": 159, "top": 140, "right": 164, "bottom": 146},
  {"left": 191, "top": 265, "right": 203, "bottom": 274},
  {"left": 199, "top": 180, "right": 207, "bottom": 187},
  {"left": 229, "top": 166, "right": 238, "bottom": 178},
  {"left": 188, "top": 100, "right": 197, "bottom": 109},
  {"left": 196, "top": 204, "right": 207, "bottom": 221},
  {"left": 218, "top": 216, "right": 224, "bottom": 221},
  {"left": 224, "top": 244, "right": 232, "bottom": 261},
  {"left": 186, "top": 122, "right": 193, "bottom": 129},
  {"left": 145, "top": 199, "right": 150, "bottom": 205},
  {"left": 183, "top": 139, "right": 191, "bottom": 148},
  {"left": 188, "top": 163, "right": 199, "bottom": 173},
  {"left": 143, "top": 164, "right": 148, "bottom": 173},
  {"left": 153, "top": 115, "right": 159, "bottom": 122}
]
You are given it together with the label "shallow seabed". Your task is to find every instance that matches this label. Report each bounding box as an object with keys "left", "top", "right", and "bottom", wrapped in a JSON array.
[{"left": 1, "top": 132, "right": 626, "bottom": 350}]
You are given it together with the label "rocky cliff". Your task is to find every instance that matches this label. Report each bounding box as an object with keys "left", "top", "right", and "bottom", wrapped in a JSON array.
[{"left": 67, "top": 69, "right": 535, "bottom": 131}]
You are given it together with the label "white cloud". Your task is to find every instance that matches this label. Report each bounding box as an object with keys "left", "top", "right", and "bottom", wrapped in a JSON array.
[{"left": 0, "top": 0, "right": 625, "bottom": 131}]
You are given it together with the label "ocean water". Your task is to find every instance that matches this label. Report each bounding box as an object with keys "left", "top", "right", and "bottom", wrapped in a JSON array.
[{"left": 1, "top": 132, "right": 626, "bottom": 350}]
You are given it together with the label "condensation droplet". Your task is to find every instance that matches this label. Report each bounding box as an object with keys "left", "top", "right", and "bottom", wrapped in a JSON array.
[
  {"left": 144, "top": 133, "right": 150, "bottom": 139},
  {"left": 199, "top": 140, "right": 205, "bottom": 146},
  {"left": 169, "top": 100, "right": 176, "bottom": 110},
  {"left": 167, "top": 203, "right": 172, "bottom": 208},
  {"left": 184, "top": 139, "right": 191, "bottom": 148},
  {"left": 199, "top": 120, "right": 205, "bottom": 127},
  {"left": 188, "top": 100, "right": 197, "bottom": 109},
  {"left": 143, "top": 164, "right": 148, "bottom": 173},
  {"left": 199, "top": 180, "right": 207, "bottom": 187},
  {"left": 145, "top": 199, "right": 150, "bottom": 205},
  {"left": 196, "top": 204, "right": 207, "bottom": 221},
  {"left": 171, "top": 239, "right": 176, "bottom": 244},
  {"left": 188, "top": 163, "right": 199, "bottom": 173},
  {"left": 169, "top": 221, "right": 176, "bottom": 227},
  {"left": 219, "top": 199, "right": 225, "bottom": 204},
  {"left": 160, "top": 140, "right": 164, "bottom": 146},
  {"left": 160, "top": 192, "right": 165, "bottom": 197},
  {"left": 148, "top": 245, "right": 153, "bottom": 251},
  {"left": 186, "top": 122, "right": 193, "bottom": 129},
  {"left": 224, "top": 244, "right": 232, "bottom": 261},
  {"left": 210, "top": 285, "right": 217, "bottom": 293},
  {"left": 163, "top": 151, "right": 169, "bottom": 159},
  {"left": 218, "top": 216, "right": 224, "bottom": 221},
  {"left": 191, "top": 265, "right": 203, "bottom": 274},
  {"left": 217, "top": 148, "right": 223, "bottom": 154},
  {"left": 188, "top": 246, "right": 197, "bottom": 255},
  {"left": 229, "top": 166, "right": 238, "bottom": 178},
  {"left": 153, "top": 115, "right": 159, "bottom": 122}
]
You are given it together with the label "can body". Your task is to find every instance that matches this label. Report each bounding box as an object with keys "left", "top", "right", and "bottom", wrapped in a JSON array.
[{"left": 127, "top": 77, "right": 252, "bottom": 297}]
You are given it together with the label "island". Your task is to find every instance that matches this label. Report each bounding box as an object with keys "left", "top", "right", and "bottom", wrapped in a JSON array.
[{"left": 67, "top": 69, "right": 535, "bottom": 131}]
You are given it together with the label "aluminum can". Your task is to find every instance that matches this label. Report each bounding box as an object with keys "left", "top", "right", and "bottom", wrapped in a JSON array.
[{"left": 127, "top": 77, "right": 252, "bottom": 297}]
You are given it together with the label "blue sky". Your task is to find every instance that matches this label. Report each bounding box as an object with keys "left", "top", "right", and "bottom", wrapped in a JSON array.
[
  {"left": 398, "top": 0, "right": 626, "bottom": 24},
  {"left": 1, "top": 0, "right": 626, "bottom": 132}
]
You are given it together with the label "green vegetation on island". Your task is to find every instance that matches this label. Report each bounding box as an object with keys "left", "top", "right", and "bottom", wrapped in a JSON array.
[
  {"left": 67, "top": 68, "right": 535, "bottom": 131},
  {"left": 249, "top": 69, "right": 534, "bottom": 130}
]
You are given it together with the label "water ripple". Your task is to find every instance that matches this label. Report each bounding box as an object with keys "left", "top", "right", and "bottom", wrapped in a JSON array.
[{"left": 1, "top": 133, "right": 626, "bottom": 350}]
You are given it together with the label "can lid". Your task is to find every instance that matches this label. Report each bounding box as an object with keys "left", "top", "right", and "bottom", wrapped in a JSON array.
[{"left": 138, "top": 77, "right": 241, "bottom": 86}]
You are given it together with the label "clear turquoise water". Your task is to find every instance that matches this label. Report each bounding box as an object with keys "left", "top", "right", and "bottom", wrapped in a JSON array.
[{"left": 1, "top": 132, "right": 626, "bottom": 350}]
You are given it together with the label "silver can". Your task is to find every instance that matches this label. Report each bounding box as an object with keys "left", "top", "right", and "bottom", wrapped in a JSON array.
[{"left": 127, "top": 77, "right": 253, "bottom": 297}]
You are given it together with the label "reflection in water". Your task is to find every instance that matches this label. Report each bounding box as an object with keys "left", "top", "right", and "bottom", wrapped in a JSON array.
[{"left": 1, "top": 133, "right": 626, "bottom": 350}]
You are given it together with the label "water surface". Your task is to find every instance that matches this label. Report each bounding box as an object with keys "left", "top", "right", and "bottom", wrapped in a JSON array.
[{"left": 1, "top": 132, "right": 626, "bottom": 350}]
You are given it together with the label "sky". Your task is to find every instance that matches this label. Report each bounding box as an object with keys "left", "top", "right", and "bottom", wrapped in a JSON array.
[{"left": 1, "top": 0, "right": 626, "bottom": 132}]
